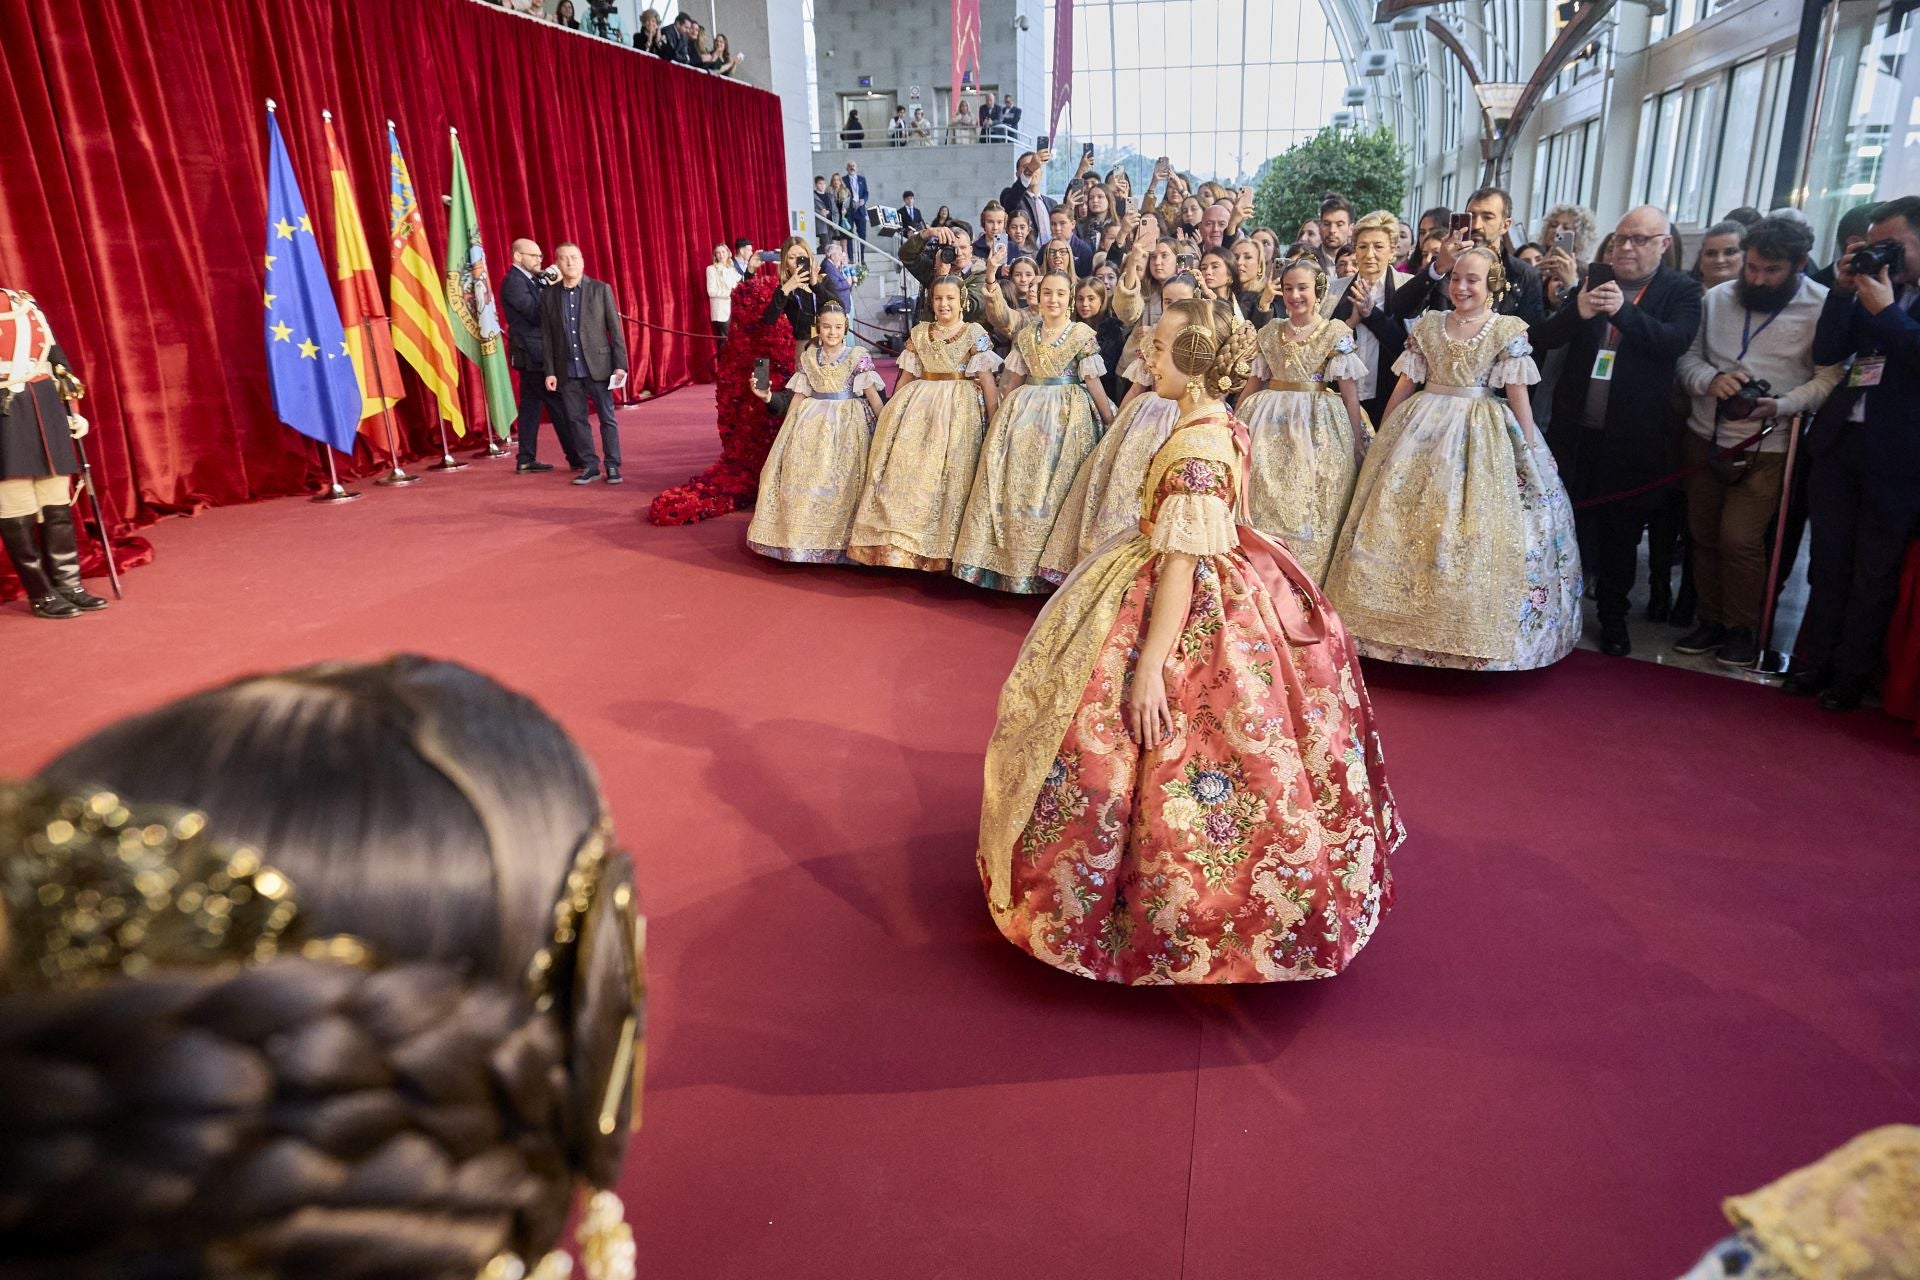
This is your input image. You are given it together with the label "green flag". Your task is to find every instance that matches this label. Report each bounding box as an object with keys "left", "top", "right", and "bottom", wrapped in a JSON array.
[{"left": 443, "top": 129, "right": 517, "bottom": 440}]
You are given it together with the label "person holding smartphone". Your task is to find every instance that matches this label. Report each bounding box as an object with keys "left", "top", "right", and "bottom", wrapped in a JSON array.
[
  {"left": 997, "top": 148, "right": 1058, "bottom": 249},
  {"left": 761, "top": 236, "right": 827, "bottom": 344},
  {"left": 1389, "top": 186, "right": 1546, "bottom": 327}
]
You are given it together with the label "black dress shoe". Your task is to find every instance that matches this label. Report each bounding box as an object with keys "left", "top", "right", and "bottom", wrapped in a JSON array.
[
  {"left": 1714, "top": 626, "right": 1760, "bottom": 668},
  {"left": 605, "top": 466, "right": 624, "bottom": 485},
  {"left": 1819, "top": 673, "right": 1871, "bottom": 713},
  {"left": 516, "top": 460, "right": 555, "bottom": 474},
  {"left": 1599, "top": 625, "right": 1632, "bottom": 657},
  {"left": 572, "top": 468, "right": 601, "bottom": 485},
  {"left": 1673, "top": 622, "right": 1727, "bottom": 656},
  {"left": 1782, "top": 666, "right": 1831, "bottom": 697}
]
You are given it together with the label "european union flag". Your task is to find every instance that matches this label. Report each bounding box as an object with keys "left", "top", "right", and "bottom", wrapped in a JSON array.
[{"left": 263, "top": 103, "right": 361, "bottom": 453}]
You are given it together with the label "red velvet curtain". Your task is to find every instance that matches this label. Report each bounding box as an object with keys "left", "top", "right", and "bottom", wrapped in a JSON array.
[{"left": 0, "top": 0, "right": 788, "bottom": 524}]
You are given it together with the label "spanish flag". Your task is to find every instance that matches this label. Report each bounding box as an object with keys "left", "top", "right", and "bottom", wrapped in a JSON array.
[
  {"left": 385, "top": 122, "right": 464, "bottom": 436},
  {"left": 321, "top": 111, "right": 404, "bottom": 434}
]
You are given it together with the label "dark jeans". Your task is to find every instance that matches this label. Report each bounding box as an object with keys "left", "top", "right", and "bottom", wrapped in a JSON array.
[
  {"left": 515, "top": 366, "right": 576, "bottom": 466},
  {"left": 1800, "top": 440, "right": 1920, "bottom": 679},
  {"left": 560, "top": 375, "right": 621, "bottom": 471}
]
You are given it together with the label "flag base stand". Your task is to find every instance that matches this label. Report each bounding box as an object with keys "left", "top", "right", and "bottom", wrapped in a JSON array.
[
  {"left": 481, "top": 436, "right": 511, "bottom": 460},
  {"left": 429, "top": 453, "right": 469, "bottom": 472},
  {"left": 314, "top": 447, "right": 361, "bottom": 502},
  {"left": 376, "top": 466, "right": 421, "bottom": 486}
]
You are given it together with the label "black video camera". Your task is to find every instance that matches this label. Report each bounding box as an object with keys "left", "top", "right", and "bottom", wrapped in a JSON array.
[
  {"left": 1719, "top": 377, "right": 1774, "bottom": 422},
  {"left": 1849, "top": 238, "right": 1905, "bottom": 278}
]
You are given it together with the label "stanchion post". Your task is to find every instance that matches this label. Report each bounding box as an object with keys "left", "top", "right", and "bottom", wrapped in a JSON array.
[
  {"left": 313, "top": 444, "right": 361, "bottom": 503},
  {"left": 1754, "top": 413, "right": 1805, "bottom": 675}
]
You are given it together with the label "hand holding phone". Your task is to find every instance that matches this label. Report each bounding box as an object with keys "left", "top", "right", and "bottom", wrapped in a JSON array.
[{"left": 1082, "top": 142, "right": 1096, "bottom": 160}]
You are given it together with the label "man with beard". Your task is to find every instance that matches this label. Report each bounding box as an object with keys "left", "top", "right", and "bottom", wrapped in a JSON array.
[
  {"left": 1390, "top": 186, "right": 1545, "bottom": 326},
  {"left": 1673, "top": 216, "right": 1842, "bottom": 667}
]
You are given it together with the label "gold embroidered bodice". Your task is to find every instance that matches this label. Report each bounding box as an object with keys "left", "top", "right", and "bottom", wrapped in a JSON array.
[
  {"left": 1016, "top": 320, "right": 1097, "bottom": 380},
  {"left": 802, "top": 342, "right": 864, "bottom": 392},
  {"left": 1257, "top": 316, "right": 1353, "bottom": 383},
  {"left": 910, "top": 322, "right": 990, "bottom": 375},
  {"left": 1410, "top": 312, "right": 1530, "bottom": 388}
]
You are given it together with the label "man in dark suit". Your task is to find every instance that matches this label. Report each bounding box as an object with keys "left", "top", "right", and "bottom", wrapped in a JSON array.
[
  {"left": 503, "top": 239, "right": 578, "bottom": 474},
  {"left": 999, "top": 95, "right": 1023, "bottom": 141},
  {"left": 1047, "top": 207, "right": 1094, "bottom": 277},
  {"left": 1533, "top": 205, "right": 1704, "bottom": 656},
  {"left": 663, "top": 13, "right": 701, "bottom": 65},
  {"left": 1809, "top": 203, "right": 1875, "bottom": 289},
  {"left": 1390, "top": 186, "right": 1546, "bottom": 327},
  {"left": 1793, "top": 195, "right": 1920, "bottom": 710},
  {"left": 730, "top": 238, "right": 755, "bottom": 281},
  {"left": 843, "top": 161, "right": 869, "bottom": 261},
  {"left": 898, "top": 191, "right": 926, "bottom": 233},
  {"left": 541, "top": 243, "right": 629, "bottom": 486},
  {"left": 998, "top": 149, "right": 1057, "bottom": 248}
]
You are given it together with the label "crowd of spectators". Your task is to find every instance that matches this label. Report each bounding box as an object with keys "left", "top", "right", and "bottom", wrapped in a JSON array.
[
  {"left": 840, "top": 92, "right": 1026, "bottom": 148},
  {"left": 487, "top": 0, "right": 744, "bottom": 74},
  {"left": 836, "top": 141, "right": 1911, "bottom": 712}
]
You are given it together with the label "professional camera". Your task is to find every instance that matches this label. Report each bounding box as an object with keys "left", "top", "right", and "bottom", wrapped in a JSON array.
[
  {"left": 1848, "top": 238, "right": 1905, "bottom": 278},
  {"left": 936, "top": 245, "right": 958, "bottom": 266},
  {"left": 1719, "top": 377, "right": 1774, "bottom": 422}
]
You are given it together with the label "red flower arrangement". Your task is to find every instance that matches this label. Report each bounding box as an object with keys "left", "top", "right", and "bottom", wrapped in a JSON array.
[{"left": 647, "top": 266, "right": 797, "bottom": 526}]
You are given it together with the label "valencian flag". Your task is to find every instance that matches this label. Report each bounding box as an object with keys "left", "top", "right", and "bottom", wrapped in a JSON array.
[
  {"left": 386, "top": 122, "right": 464, "bottom": 436},
  {"left": 263, "top": 103, "right": 361, "bottom": 453},
  {"left": 951, "top": 0, "right": 981, "bottom": 106},
  {"left": 322, "top": 110, "right": 405, "bottom": 437},
  {"left": 443, "top": 129, "right": 516, "bottom": 441}
]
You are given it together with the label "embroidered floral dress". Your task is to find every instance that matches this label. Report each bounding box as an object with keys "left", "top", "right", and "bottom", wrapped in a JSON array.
[
  {"left": 1323, "top": 311, "right": 1582, "bottom": 670},
  {"left": 1036, "top": 346, "right": 1179, "bottom": 584},
  {"left": 1237, "top": 316, "right": 1371, "bottom": 584},
  {"left": 951, "top": 320, "right": 1107, "bottom": 593},
  {"left": 747, "top": 342, "right": 884, "bottom": 563},
  {"left": 978, "top": 412, "right": 1404, "bottom": 985},
  {"left": 846, "top": 323, "right": 1001, "bottom": 572}
]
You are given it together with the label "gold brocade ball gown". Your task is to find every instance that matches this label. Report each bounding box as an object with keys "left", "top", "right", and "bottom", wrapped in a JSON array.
[
  {"left": 746, "top": 341, "right": 884, "bottom": 563},
  {"left": 1235, "top": 315, "right": 1371, "bottom": 585},
  {"left": 1323, "top": 311, "right": 1583, "bottom": 670},
  {"left": 977, "top": 408, "right": 1404, "bottom": 985}
]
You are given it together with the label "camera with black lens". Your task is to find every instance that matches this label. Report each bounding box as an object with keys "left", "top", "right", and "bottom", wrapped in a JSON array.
[
  {"left": 936, "top": 245, "right": 958, "bottom": 266},
  {"left": 1848, "top": 238, "right": 1905, "bottom": 278},
  {"left": 1719, "top": 377, "right": 1774, "bottom": 422}
]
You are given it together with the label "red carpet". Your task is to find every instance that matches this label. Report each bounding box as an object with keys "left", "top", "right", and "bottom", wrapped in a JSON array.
[{"left": 2, "top": 393, "right": 1916, "bottom": 1279}]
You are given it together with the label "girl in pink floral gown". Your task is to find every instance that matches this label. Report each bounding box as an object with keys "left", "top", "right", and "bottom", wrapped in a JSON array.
[{"left": 978, "top": 299, "right": 1405, "bottom": 985}]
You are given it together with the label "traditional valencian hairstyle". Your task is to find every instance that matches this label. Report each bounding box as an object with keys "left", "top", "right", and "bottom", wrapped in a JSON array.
[
  {"left": 1279, "top": 256, "right": 1331, "bottom": 301},
  {"left": 1, "top": 658, "right": 645, "bottom": 1280},
  {"left": 1162, "top": 296, "right": 1258, "bottom": 399},
  {"left": 1456, "top": 244, "right": 1509, "bottom": 300}
]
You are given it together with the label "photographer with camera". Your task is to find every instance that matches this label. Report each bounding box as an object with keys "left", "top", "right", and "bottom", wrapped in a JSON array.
[
  {"left": 901, "top": 223, "right": 989, "bottom": 325},
  {"left": 1673, "top": 217, "right": 1842, "bottom": 667},
  {"left": 1793, "top": 196, "right": 1920, "bottom": 710}
]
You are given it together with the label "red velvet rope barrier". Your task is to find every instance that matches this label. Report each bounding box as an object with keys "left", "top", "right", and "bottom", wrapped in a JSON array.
[{"left": 1569, "top": 424, "right": 1773, "bottom": 510}]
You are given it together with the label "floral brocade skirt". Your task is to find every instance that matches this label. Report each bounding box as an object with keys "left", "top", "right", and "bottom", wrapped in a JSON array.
[
  {"left": 1038, "top": 391, "right": 1180, "bottom": 584},
  {"left": 1238, "top": 387, "right": 1365, "bottom": 586},
  {"left": 845, "top": 380, "right": 988, "bottom": 572},
  {"left": 747, "top": 398, "right": 875, "bottom": 563},
  {"left": 981, "top": 537, "right": 1405, "bottom": 985},
  {"left": 951, "top": 384, "right": 1100, "bottom": 594}
]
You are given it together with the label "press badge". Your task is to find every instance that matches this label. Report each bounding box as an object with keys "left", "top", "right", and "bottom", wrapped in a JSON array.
[
  {"left": 1591, "top": 350, "right": 1617, "bottom": 381},
  {"left": 1849, "top": 357, "right": 1886, "bottom": 388}
]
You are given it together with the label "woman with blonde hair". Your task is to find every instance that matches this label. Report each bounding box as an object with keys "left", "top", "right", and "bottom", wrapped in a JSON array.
[
  {"left": 705, "top": 242, "right": 741, "bottom": 343},
  {"left": 1236, "top": 257, "right": 1368, "bottom": 582},
  {"left": 977, "top": 296, "right": 1402, "bottom": 984},
  {"left": 1325, "top": 246, "right": 1582, "bottom": 669}
]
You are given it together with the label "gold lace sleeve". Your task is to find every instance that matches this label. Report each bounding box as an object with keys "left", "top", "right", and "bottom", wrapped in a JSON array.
[
  {"left": 1723, "top": 1124, "right": 1920, "bottom": 1278},
  {"left": 1148, "top": 493, "right": 1238, "bottom": 556}
]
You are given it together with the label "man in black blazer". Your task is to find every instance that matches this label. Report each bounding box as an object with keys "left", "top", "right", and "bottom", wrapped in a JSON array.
[
  {"left": 1533, "top": 205, "right": 1704, "bottom": 656},
  {"left": 1390, "top": 186, "right": 1546, "bottom": 327},
  {"left": 541, "top": 243, "right": 629, "bottom": 486},
  {"left": 1793, "top": 195, "right": 1920, "bottom": 710},
  {"left": 503, "top": 240, "right": 578, "bottom": 473},
  {"left": 998, "top": 149, "right": 1057, "bottom": 248},
  {"left": 898, "top": 191, "right": 926, "bottom": 233}
]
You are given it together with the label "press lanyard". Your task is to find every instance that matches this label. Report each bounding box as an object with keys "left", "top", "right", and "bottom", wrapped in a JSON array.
[
  {"left": 1605, "top": 281, "right": 1652, "bottom": 348},
  {"left": 1736, "top": 305, "right": 1785, "bottom": 362}
]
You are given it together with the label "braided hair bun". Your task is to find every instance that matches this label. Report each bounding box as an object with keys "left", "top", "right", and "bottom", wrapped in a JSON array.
[
  {"left": 1163, "top": 296, "right": 1258, "bottom": 399},
  {"left": 6, "top": 658, "right": 644, "bottom": 1279}
]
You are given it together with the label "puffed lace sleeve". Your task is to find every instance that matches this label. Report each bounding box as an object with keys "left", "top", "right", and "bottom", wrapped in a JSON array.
[
  {"left": 850, "top": 348, "right": 885, "bottom": 396},
  {"left": 1076, "top": 350, "right": 1108, "bottom": 378},
  {"left": 1391, "top": 322, "right": 1428, "bottom": 383},
  {"left": 1487, "top": 320, "right": 1541, "bottom": 388},
  {"left": 785, "top": 368, "right": 813, "bottom": 394},
  {"left": 965, "top": 328, "right": 1003, "bottom": 376},
  {"left": 1004, "top": 343, "right": 1029, "bottom": 376},
  {"left": 1149, "top": 457, "right": 1239, "bottom": 557},
  {"left": 1324, "top": 328, "right": 1368, "bottom": 382},
  {"left": 1249, "top": 349, "right": 1273, "bottom": 380},
  {"left": 897, "top": 345, "right": 924, "bottom": 377}
]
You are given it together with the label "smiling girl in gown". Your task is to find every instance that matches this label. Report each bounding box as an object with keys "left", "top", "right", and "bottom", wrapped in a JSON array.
[{"left": 977, "top": 297, "right": 1404, "bottom": 985}]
